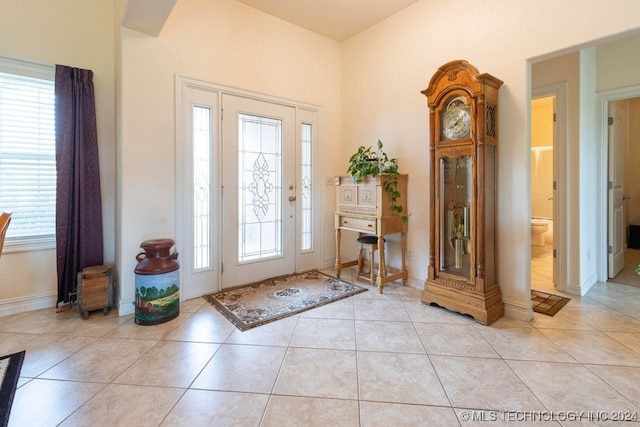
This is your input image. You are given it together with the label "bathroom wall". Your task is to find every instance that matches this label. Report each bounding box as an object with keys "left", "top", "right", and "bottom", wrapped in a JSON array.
[
  {"left": 627, "top": 98, "right": 640, "bottom": 227},
  {"left": 531, "top": 97, "right": 554, "bottom": 220}
]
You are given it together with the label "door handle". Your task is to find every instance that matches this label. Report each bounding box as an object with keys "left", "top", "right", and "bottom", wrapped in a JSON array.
[
  {"left": 288, "top": 196, "right": 296, "bottom": 202},
  {"left": 623, "top": 195, "right": 631, "bottom": 201}
]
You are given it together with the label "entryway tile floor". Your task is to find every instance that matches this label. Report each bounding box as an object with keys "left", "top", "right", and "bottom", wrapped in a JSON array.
[{"left": 3, "top": 270, "right": 640, "bottom": 426}]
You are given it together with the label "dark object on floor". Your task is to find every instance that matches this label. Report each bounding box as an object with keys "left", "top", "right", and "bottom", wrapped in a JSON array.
[
  {"left": 0, "top": 350, "right": 25, "bottom": 427},
  {"left": 629, "top": 219, "right": 640, "bottom": 249},
  {"left": 531, "top": 289, "right": 571, "bottom": 316},
  {"left": 204, "top": 270, "right": 367, "bottom": 331}
]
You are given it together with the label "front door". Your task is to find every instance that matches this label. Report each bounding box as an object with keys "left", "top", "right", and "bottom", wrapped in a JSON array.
[{"left": 221, "top": 94, "right": 297, "bottom": 288}]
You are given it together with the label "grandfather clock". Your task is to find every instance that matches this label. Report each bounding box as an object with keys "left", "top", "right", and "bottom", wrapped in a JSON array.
[{"left": 421, "top": 60, "right": 504, "bottom": 325}]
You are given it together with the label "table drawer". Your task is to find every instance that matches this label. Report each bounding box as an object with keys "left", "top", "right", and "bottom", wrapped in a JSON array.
[{"left": 338, "top": 215, "right": 376, "bottom": 233}]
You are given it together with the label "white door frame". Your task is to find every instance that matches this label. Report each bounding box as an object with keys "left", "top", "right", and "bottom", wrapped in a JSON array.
[
  {"left": 175, "top": 75, "right": 322, "bottom": 297},
  {"left": 532, "top": 83, "right": 568, "bottom": 292},
  {"left": 596, "top": 84, "right": 640, "bottom": 282}
]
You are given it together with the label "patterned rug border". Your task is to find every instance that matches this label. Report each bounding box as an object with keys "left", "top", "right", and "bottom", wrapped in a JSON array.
[
  {"left": 203, "top": 270, "right": 367, "bottom": 331},
  {"left": 1, "top": 350, "right": 25, "bottom": 427},
  {"left": 531, "top": 289, "right": 571, "bottom": 316}
]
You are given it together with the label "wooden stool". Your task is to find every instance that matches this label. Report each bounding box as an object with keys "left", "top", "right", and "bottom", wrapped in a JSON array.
[{"left": 356, "top": 235, "right": 384, "bottom": 286}]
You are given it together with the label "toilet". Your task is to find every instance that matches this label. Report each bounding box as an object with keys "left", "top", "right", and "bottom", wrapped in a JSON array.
[{"left": 530, "top": 218, "right": 549, "bottom": 246}]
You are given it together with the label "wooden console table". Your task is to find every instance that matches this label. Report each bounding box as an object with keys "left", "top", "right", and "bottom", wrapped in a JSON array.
[{"left": 334, "top": 174, "right": 408, "bottom": 293}]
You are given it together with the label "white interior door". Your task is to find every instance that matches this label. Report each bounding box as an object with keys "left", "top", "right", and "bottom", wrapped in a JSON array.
[
  {"left": 608, "top": 102, "right": 625, "bottom": 277},
  {"left": 221, "top": 94, "right": 296, "bottom": 288}
]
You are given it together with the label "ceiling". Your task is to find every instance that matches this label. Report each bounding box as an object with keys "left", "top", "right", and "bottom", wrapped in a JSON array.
[{"left": 236, "top": 0, "right": 419, "bottom": 42}]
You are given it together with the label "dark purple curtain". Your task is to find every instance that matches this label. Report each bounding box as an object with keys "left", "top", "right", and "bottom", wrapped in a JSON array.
[{"left": 55, "top": 65, "right": 103, "bottom": 305}]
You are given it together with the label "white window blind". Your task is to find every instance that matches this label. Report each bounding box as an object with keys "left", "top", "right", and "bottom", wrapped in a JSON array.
[{"left": 0, "top": 58, "right": 56, "bottom": 248}]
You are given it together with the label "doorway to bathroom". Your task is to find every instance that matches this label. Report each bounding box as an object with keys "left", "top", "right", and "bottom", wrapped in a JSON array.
[{"left": 531, "top": 95, "right": 556, "bottom": 290}]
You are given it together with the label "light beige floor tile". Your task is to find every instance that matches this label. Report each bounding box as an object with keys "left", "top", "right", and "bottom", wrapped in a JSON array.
[
  {"left": 507, "top": 360, "right": 640, "bottom": 414},
  {"left": 39, "top": 337, "right": 157, "bottom": 382},
  {"left": 529, "top": 309, "right": 595, "bottom": 330},
  {"left": 290, "top": 318, "right": 356, "bottom": 350},
  {"left": 180, "top": 297, "right": 207, "bottom": 313},
  {"left": 578, "top": 308, "right": 640, "bottom": 332},
  {"left": 7, "top": 276, "right": 640, "bottom": 427},
  {"left": 0, "top": 309, "right": 64, "bottom": 335},
  {"left": 192, "top": 344, "right": 286, "bottom": 393},
  {"left": 224, "top": 316, "right": 298, "bottom": 346},
  {"left": 273, "top": 347, "right": 358, "bottom": 399},
  {"left": 481, "top": 316, "right": 533, "bottom": 329},
  {"left": 164, "top": 310, "right": 235, "bottom": 343},
  {"left": 354, "top": 299, "right": 410, "bottom": 322},
  {"left": 262, "top": 395, "right": 360, "bottom": 427},
  {"left": 539, "top": 329, "right": 640, "bottom": 366},
  {"left": 45, "top": 310, "right": 130, "bottom": 336},
  {"left": 160, "top": 389, "right": 269, "bottom": 426},
  {"left": 357, "top": 351, "right": 449, "bottom": 406},
  {"left": 18, "top": 334, "right": 98, "bottom": 378},
  {"left": 474, "top": 326, "right": 577, "bottom": 363},
  {"left": 360, "top": 401, "right": 458, "bottom": 427},
  {"left": 9, "top": 378, "right": 104, "bottom": 427},
  {"left": 430, "top": 355, "right": 546, "bottom": 411},
  {"left": 105, "top": 313, "right": 192, "bottom": 341},
  {"left": 415, "top": 323, "right": 499, "bottom": 358},
  {"left": 605, "top": 331, "right": 640, "bottom": 353},
  {"left": 402, "top": 299, "right": 471, "bottom": 324},
  {"left": 353, "top": 283, "right": 402, "bottom": 300},
  {"left": 394, "top": 284, "right": 423, "bottom": 300},
  {"left": 59, "top": 384, "right": 184, "bottom": 427},
  {"left": 113, "top": 341, "right": 219, "bottom": 388},
  {"left": 355, "top": 320, "right": 425, "bottom": 353},
  {"left": 586, "top": 364, "right": 640, "bottom": 407},
  {"left": 0, "top": 332, "right": 38, "bottom": 355},
  {"left": 299, "top": 298, "right": 355, "bottom": 319}
]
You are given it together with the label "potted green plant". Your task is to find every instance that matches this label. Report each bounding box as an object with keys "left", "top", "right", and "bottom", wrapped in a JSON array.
[{"left": 346, "top": 139, "right": 408, "bottom": 223}]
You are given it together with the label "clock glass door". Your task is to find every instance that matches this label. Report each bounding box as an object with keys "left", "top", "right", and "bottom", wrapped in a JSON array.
[{"left": 439, "top": 155, "right": 472, "bottom": 279}]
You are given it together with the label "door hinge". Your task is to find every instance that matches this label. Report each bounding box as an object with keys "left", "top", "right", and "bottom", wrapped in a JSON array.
[
  {"left": 608, "top": 181, "right": 613, "bottom": 190},
  {"left": 553, "top": 181, "right": 556, "bottom": 190},
  {"left": 608, "top": 245, "right": 613, "bottom": 254},
  {"left": 553, "top": 249, "right": 556, "bottom": 258},
  {"left": 608, "top": 116, "right": 614, "bottom": 125},
  {"left": 553, "top": 112, "right": 557, "bottom": 122},
  {"left": 221, "top": 108, "right": 224, "bottom": 120},
  {"left": 221, "top": 262, "right": 224, "bottom": 273}
]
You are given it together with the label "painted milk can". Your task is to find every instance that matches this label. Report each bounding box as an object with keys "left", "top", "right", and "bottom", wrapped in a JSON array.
[{"left": 134, "top": 238, "right": 180, "bottom": 325}]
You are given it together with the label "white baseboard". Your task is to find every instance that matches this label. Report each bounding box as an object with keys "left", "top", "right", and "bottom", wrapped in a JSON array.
[
  {"left": 503, "top": 297, "right": 533, "bottom": 322},
  {"left": 118, "top": 297, "right": 135, "bottom": 316},
  {"left": 576, "top": 272, "right": 598, "bottom": 296},
  {"left": 0, "top": 292, "right": 57, "bottom": 317}
]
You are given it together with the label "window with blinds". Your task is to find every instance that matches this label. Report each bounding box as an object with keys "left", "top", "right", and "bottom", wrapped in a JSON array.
[{"left": 0, "top": 58, "right": 56, "bottom": 250}]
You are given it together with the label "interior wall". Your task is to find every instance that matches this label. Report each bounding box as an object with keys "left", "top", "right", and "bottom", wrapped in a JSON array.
[
  {"left": 117, "top": 0, "right": 342, "bottom": 314},
  {"left": 341, "top": 0, "right": 640, "bottom": 319},
  {"left": 627, "top": 98, "right": 640, "bottom": 226},
  {"left": 0, "top": 0, "right": 116, "bottom": 315}
]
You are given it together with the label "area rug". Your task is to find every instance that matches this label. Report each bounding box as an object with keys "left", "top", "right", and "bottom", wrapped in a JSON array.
[
  {"left": 204, "top": 270, "right": 367, "bottom": 331},
  {"left": 531, "top": 289, "right": 571, "bottom": 316},
  {"left": 1, "top": 350, "right": 25, "bottom": 427}
]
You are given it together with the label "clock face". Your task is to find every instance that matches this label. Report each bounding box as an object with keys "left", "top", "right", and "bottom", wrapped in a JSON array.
[{"left": 442, "top": 108, "right": 471, "bottom": 140}]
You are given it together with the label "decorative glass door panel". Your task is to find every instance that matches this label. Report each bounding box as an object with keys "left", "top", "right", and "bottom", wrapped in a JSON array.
[
  {"left": 439, "top": 155, "right": 472, "bottom": 279},
  {"left": 300, "top": 122, "right": 313, "bottom": 252},
  {"left": 238, "top": 113, "right": 283, "bottom": 262},
  {"left": 192, "top": 105, "right": 212, "bottom": 270}
]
